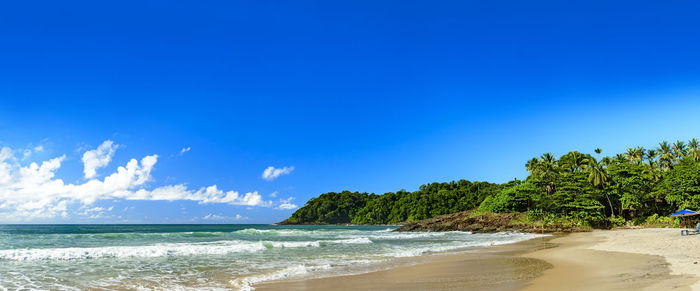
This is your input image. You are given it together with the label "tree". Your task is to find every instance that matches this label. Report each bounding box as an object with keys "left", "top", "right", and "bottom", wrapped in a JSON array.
[
  {"left": 586, "top": 157, "right": 613, "bottom": 216},
  {"left": 658, "top": 141, "right": 674, "bottom": 170},
  {"left": 532, "top": 153, "right": 558, "bottom": 195},
  {"left": 625, "top": 147, "right": 645, "bottom": 164},
  {"left": 284, "top": 137, "right": 700, "bottom": 228},
  {"left": 646, "top": 149, "right": 657, "bottom": 162},
  {"left": 689, "top": 138, "right": 700, "bottom": 161},
  {"left": 673, "top": 140, "right": 688, "bottom": 159},
  {"left": 560, "top": 151, "right": 587, "bottom": 173},
  {"left": 655, "top": 158, "right": 700, "bottom": 210},
  {"left": 525, "top": 158, "right": 539, "bottom": 173}
]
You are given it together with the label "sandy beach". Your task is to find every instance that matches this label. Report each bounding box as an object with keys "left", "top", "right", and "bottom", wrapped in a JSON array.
[
  {"left": 257, "top": 229, "right": 700, "bottom": 291},
  {"left": 256, "top": 235, "right": 554, "bottom": 291},
  {"left": 524, "top": 229, "right": 697, "bottom": 290}
]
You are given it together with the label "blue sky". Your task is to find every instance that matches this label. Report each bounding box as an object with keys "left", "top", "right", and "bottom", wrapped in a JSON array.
[{"left": 1, "top": 1, "right": 700, "bottom": 223}]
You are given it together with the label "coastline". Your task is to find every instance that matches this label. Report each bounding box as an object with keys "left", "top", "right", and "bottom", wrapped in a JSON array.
[
  {"left": 255, "top": 235, "right": 555, "bottom": 290},
  {"left": 255, "top": 229, "right": 700, "bottom": 291}
]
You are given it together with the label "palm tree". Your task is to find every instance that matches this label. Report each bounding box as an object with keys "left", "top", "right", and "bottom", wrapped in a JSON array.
[
  {"left": 673, "top": 140, "right": 687, "bottom": 159},
  {"left": 689, "top": 138, "right": 700, "bottom": 161},
  {"left": 587, "top": 157, "right": 608, "bottom": 187},
  {"left": 534, "top": 153, "right": 558, "bottom": 195},
  {"left": 594, "top": 148, "right": 602, "bottom": 156},
  {"left": 657, "top": 141, "right": 674, "bottom": 170},
  {"left": 625, "top": 147, "right": 645, "bottom": 164},
  {"left": 646, "top": 149, "right": 657, "bottom": 162},
  {"left": 586, "top": 157, "right": 612, "bottom": 216},
  {"left": 625, "top": 148, "right": 635, "bottom": 163},
  {"left": 525, "top": 158, "right": 539, "bottom": 173},
  {"left": 614, "top": 153, "right": 628, "bottom": 164},
  {"left": 560, "top": 151, "right": 587, "bottom": 173},
  {"left": 644, "top": 159, "right": 662, "bottom": 182}
]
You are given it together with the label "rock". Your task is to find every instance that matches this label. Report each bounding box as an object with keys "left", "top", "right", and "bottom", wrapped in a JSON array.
[{"left": 393, "top": 210, "right": 590, "bottom": 233}]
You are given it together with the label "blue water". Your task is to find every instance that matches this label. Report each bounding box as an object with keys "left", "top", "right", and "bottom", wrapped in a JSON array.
[{"left": 0, "top": 224, "right": 542, "bottom": 290}]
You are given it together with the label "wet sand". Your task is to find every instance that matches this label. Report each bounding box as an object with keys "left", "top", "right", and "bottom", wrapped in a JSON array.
[
  {"left": 256, "top": 229, "right": 699, "bottom": 291},
  {"left": 256, "top": 236, "right": 555, "bottom": 291}
]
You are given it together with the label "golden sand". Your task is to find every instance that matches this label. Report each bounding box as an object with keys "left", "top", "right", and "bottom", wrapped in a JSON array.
[
  {"left": 256, "top": 229, "right": 700, "bottom": 290},
  {"left": 256, "top": 236, "right": 553, "bottom": 291}
]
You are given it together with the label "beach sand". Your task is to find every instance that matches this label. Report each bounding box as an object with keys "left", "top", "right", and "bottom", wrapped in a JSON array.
[
  {"left": 523, "top": 229, "right": 697, "bottom": 290},
  {"left": 256, "top": 228, "right": 700, "bottom": 290},
  {"left": 256, "top": 236, "right": 555, "bottom": 291}
]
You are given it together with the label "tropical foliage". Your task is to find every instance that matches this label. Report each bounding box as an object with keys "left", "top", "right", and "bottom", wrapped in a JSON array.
[
  {"left": 285, "top": 139, "right": 700, "bottom": 227},
  {"left": 283, "top": 181, "right": 502, "bottom": 224},
  {"left": 482, "top": 139, "right": 700, "bottom": 226}
]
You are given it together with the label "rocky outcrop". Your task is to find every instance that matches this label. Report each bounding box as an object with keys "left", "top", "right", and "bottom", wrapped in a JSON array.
[{"left": 394, "top": 210, "right": 590, "bottom": 233}]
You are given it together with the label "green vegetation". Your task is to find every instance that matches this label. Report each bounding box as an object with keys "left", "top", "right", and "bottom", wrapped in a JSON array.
[
  {"left": 285, "top": 139, "right": 700, "bottom": 228},
  {"left": 282, "top": 181, "right": 502, "bottom": 224}
]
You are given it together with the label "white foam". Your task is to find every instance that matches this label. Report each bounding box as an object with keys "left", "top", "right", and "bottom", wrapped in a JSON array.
[
  {"left": 264, "top": 241, "right": 321, "bottom": 248},
  {"left": 329, "top": 237, "right": 373, "bottom": 244},
  {"left": 0, "top": 236, "right": 380, "bottom": 261},
  {"left": 0, "top": 227, "right": 548, "bottom": 290},
  {"left": 387, "top": 232, "right": 546, "bottom": 257},
  {"left": 263, "top": 237, "right": 373, "bottom": 248},
  {"left": 230, "top": 264, "right": 332, "bottom": 291},
  {"left": 237, "top": 229, "right": 274, "bottom": 234},
  {"left": 0, "top": 240, "right": 268, "bottom": 261}
]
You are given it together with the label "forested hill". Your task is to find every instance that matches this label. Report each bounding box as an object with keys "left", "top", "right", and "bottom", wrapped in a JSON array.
[
  {"left": 282, "top": 138, "right": 700, "bottom": 228},
  {"left": 279, "top": 181, "right": 502, "bottom": 224}
]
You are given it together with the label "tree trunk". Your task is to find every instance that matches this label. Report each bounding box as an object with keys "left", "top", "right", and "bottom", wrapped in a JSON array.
[
  {"left": 605, "top": 193, "right": 614, "bottom": 217},
  {"left": 619, "top": 202, "right": 623, "bottom": 217}
]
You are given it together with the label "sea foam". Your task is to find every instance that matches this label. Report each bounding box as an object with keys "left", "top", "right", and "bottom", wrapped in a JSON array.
[
  {"left": 0, "top": 237, "right": 378, "bottom": 261},
  {"left": 230, "top": 264, "right": 333, "bottom": 291}
]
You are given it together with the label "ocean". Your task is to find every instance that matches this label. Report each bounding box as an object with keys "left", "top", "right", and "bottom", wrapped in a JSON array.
[{"left": 0, "top": 224, "right": 543, "bottom": 290}]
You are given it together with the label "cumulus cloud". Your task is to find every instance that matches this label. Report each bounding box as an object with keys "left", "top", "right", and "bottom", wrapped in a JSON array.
[
  {"left": 82, "top": 140, "right": 118, "bottom": 179},
  {"left": 0, "top": 141, "right": 281, "bottom": 222},
  {"left": 180, "top": 147, "right": 191, "bottom": 155},
  {"left": 262, "top": 166, "right": 294, "bottom": 181},
  {"left": 276, "top": 197, "right": 298, "bottom": 210}
]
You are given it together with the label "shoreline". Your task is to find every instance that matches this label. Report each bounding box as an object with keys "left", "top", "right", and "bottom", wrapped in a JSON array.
[
  {"left": 255, "top": 229, "right": 699, "bottom": 291},
  {"left": 255, "top": 235, "right": 556, "bottom": 290}
]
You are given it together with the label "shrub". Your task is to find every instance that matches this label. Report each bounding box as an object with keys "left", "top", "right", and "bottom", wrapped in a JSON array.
[
  {"left": 608, "top": 215, "right": 626, "bottom": 227},
  {"left": 635, "top": 214, "right": 680, "bottom": 228}
]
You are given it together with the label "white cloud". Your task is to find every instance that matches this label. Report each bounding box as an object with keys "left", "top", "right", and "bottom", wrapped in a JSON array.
[
  {"left": 19, "top": 144, "right": 44, "bottom": 161},
  {"left": 262, "top": 166, "right": 294, "bottom": 181},
  {"left": 202, "top": 213, "right": 247, "bottom": 221},
  {"left": 180, "top": 147, "right": 191, "bottom": 155},
  {"left": 129, "top": 185, "right": 270, "bottom": 207},
  {"left": 0, "top": 142, "right": 278, "bottom": 222},
  {"left": 269, "top": 191, "right": 278, "bottom": 198},
  {"left": 82, "top": 140, "right": 118, "bottom": 179},
  {"left": 276, "top": 197, "right": 298, "bottom": 210},
  {"left": 79, "top": 207, "right": 105, "bottom": 218},
  {"left": 0, "top": 147, "right": 13, "bottom": 163}
]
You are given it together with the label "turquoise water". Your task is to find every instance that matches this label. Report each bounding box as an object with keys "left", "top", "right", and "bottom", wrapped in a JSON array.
[{"left": 0, "top": 224, "right": 542, "bottom": 290}]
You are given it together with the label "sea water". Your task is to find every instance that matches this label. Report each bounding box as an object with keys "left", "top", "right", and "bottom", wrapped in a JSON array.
[{"left": 0, "top": 224, "right": 543, "bottom": 290}]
